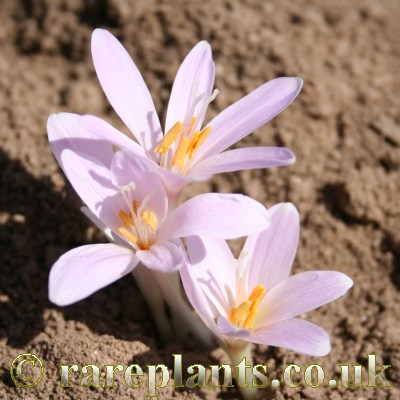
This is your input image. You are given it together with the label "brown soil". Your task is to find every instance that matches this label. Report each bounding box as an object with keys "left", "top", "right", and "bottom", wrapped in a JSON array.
[{"left": 0, "top": 0, "right": 399, "bottom": 399}]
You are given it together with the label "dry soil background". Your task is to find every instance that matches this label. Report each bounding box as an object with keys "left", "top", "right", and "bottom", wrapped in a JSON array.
[{"left": 0, "top": 0, "right": 399, "bottom": 399}]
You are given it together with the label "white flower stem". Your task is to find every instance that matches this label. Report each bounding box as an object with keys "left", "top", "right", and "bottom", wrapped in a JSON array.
[
  {"left": 132, "top": 265, "right": 173, "bottom": 343},
  {"left": 168, "top": 272, "right": 190, "bottom": 342},
  {"left": 150, "top": 270, "right": 215, "bottom": 348},
  {"left": 222, "top": 340, "right": 258, "bottom": 400}
]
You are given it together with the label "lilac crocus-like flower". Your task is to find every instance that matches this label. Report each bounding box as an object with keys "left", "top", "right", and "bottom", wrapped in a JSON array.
[
  {"left": 79, "top": 29, "right": 302, "bottom": 199},
  {"left": 180, "top": 203, "right": 353, "bottom": 356},
  {"left": 47, "top": 129, "right": 271, "bottom": 306}
]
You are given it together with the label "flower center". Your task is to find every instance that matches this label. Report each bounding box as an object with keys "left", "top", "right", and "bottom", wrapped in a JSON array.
[
  {"left": 154, "top": 88, "right": 219, "bottom": 172},
  {"left": 228, "top": 284, "right": 266, "bottom": 330},
  {"left": 117, "top": 183, "right": 158, "bottom": 250}
]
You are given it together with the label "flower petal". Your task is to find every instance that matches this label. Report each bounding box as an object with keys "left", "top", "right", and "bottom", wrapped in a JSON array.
[
  {"left": 80, "top": 206, "right": 128, "bottom": 247},
  {"left": 165, "top": 41, "right": 215, "bottom": 133},
  {"left": 91, "top": 29, "right": 162, "bottom": 155},
  {"left": 180, "top": 265, "right": 219, "bottom": 335},
  {"left": 251, "top": 318, "right": 331, "bottom": 356},
  {"left": 49, "top": 243, "right": 138, "bottom": 306},
  {"left": 185, "top": 236, "right": 236, "bottom": 318},
  {"left": 197, "top": 77, "right": 303, "bottom": 160},
  {"left": 136, "top": 239, "right": 186, "bottom": 273},
  {"left": 156, "top": 167, "right": 191, "bottom": 202},
  {"left": 60, "top": 149, "right": 117, "bottom": 222},
  {"left": 190, "top": 147, "right": 295, "bottom": 177},
  {"left": 243, "top": 203, "right": 300, "bottom": 291},
  {"left": 47, "top": 113, "right": 114, "bottom": 170},
  {"left": 111, "top": 150, "right": 168, "bottom": 221},
  {"left": 216, "top": 315, "right": 251, "bottom": 337},
  {"left": 157, "top": 193, "right": 270, "bottom": 240},
  {"left": 80, "top": 115, "right": 189, "bottom": 200},
  {"left": 80, "top": 114, "right": 147, "bottom": 157},
  {"left": 258, "top": 271, "right": 354, "bottom": 326}
]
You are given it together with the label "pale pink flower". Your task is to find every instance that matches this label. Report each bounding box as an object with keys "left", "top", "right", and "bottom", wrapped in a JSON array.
[
  {"left": 180, "top": 203, "right": 353, "bottom": 356},
  {"left": 79, "top": 29, "right": 302, "bottom": 199},
  {"left": 46, "top": 127, "right": 271, "bottom": 306}
]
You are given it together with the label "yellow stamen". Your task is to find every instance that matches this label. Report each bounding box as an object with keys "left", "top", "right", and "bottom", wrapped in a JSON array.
[
  {"left": 228, "top": 307, "right": 237, "bottom": 323},
  {"left": 133, "top": 200, "right": 140, "bottom": 214},
  {"left": 233, "top": 300, "right": 252, "bottom": 326},
  {"left": 117, "top": 197, "right": 158, "bottom": 250},
  {"left": 154, "top": 121, "right": 183, "bottom": 155},
  {"left": 243, "top": 309, "right": 258, "bottom": 330},
  {"left": 172, "top": 135, "right": 190, "bottom": 169},
  {"left": 195, "top": 126, "right": 212, "bottom": 148},
  {"left": 118, "top": 227, "right": 138, "bottom": 243},
  {"left": 188, "top": 126, "right": 212, "bottom": 159},
  {"left": 141, "top": 210, "right": 157, "bottom": 232},
  {"left": 248, "top": 284, "right": 266, "bottom": 304},
  {"left": 188, "top": 117, "right": 197, "bottom": 133},
  {"left": 187, "top": 130, "right": 201, "bottom": 159},
  {"left": 154, "top": 114, "right": 212, "bottom": 169},
  {"left": 228, "top": 284, "right": 266, "bottom": 330},
  {"left": 118, "top": 210, "right": 134, "bottom": 227}
]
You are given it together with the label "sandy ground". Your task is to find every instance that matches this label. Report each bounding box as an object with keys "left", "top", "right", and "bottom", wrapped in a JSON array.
[{"left": 0, "top": 0, "right": 399, "bottom": 399}]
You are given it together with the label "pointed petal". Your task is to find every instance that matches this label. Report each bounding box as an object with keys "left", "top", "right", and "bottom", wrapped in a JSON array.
[
  {"left": 197, "top": 77, "right": 303, "bottom": 159},
  {"left": 243, "top": 203, "right": 300, "bottom": 291},
  {"left": 251, "top": 318, "right": 331, "bottom": 356},
  {"left": 91, "top": 29, "right": 162, "bottom": 155},
  {"left": 190, "top": 147, "right": 295, "bottom": 176},
  {"left": 47, "top": 113, "right": 114, "bottom": 170},
  {"left": 258, "top": 271, "right": 354, "bottom": 326},
  {"left": 180, "top": 264, "right": 219, "bottom": 335},
  {"left": 156, "top": 166, "right": 190, "bottom": 201},
  {"left": 165, "top": 41, "right": 215, "bottom": 133},
  {"left": 80, "top": 206, "right": 128, "bottom": 247},
  {"left": 81, "top": 114, "right": 147, "bottom": 157},
  {"left": 49, "top": 243, "right": 138, "bottom": 306},
  {"left": 136, "top": 239, "right": 186, "bottom": 273},
  {"left": 111, "top": 150, "right": 168, "bottom": 221},
  {"left": 186, "top": 236, "right": 236, "bottom": 317},
  {"left": 60, "top": 149, "right": 117, "bottom": 222},
  {"left": 158, "top": 193, "right": 270, "bottom": 240}
]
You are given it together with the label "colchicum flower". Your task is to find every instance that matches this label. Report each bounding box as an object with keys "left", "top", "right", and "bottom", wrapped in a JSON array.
[
  {"left": 180, "top": 203, "right": 353, "bottom": 357},
  {"left": 79, "top": 29, "right": 303, "bottom": 200},
  {"left": 46, "top": 125, "right": 271, "bottom": 306}
]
